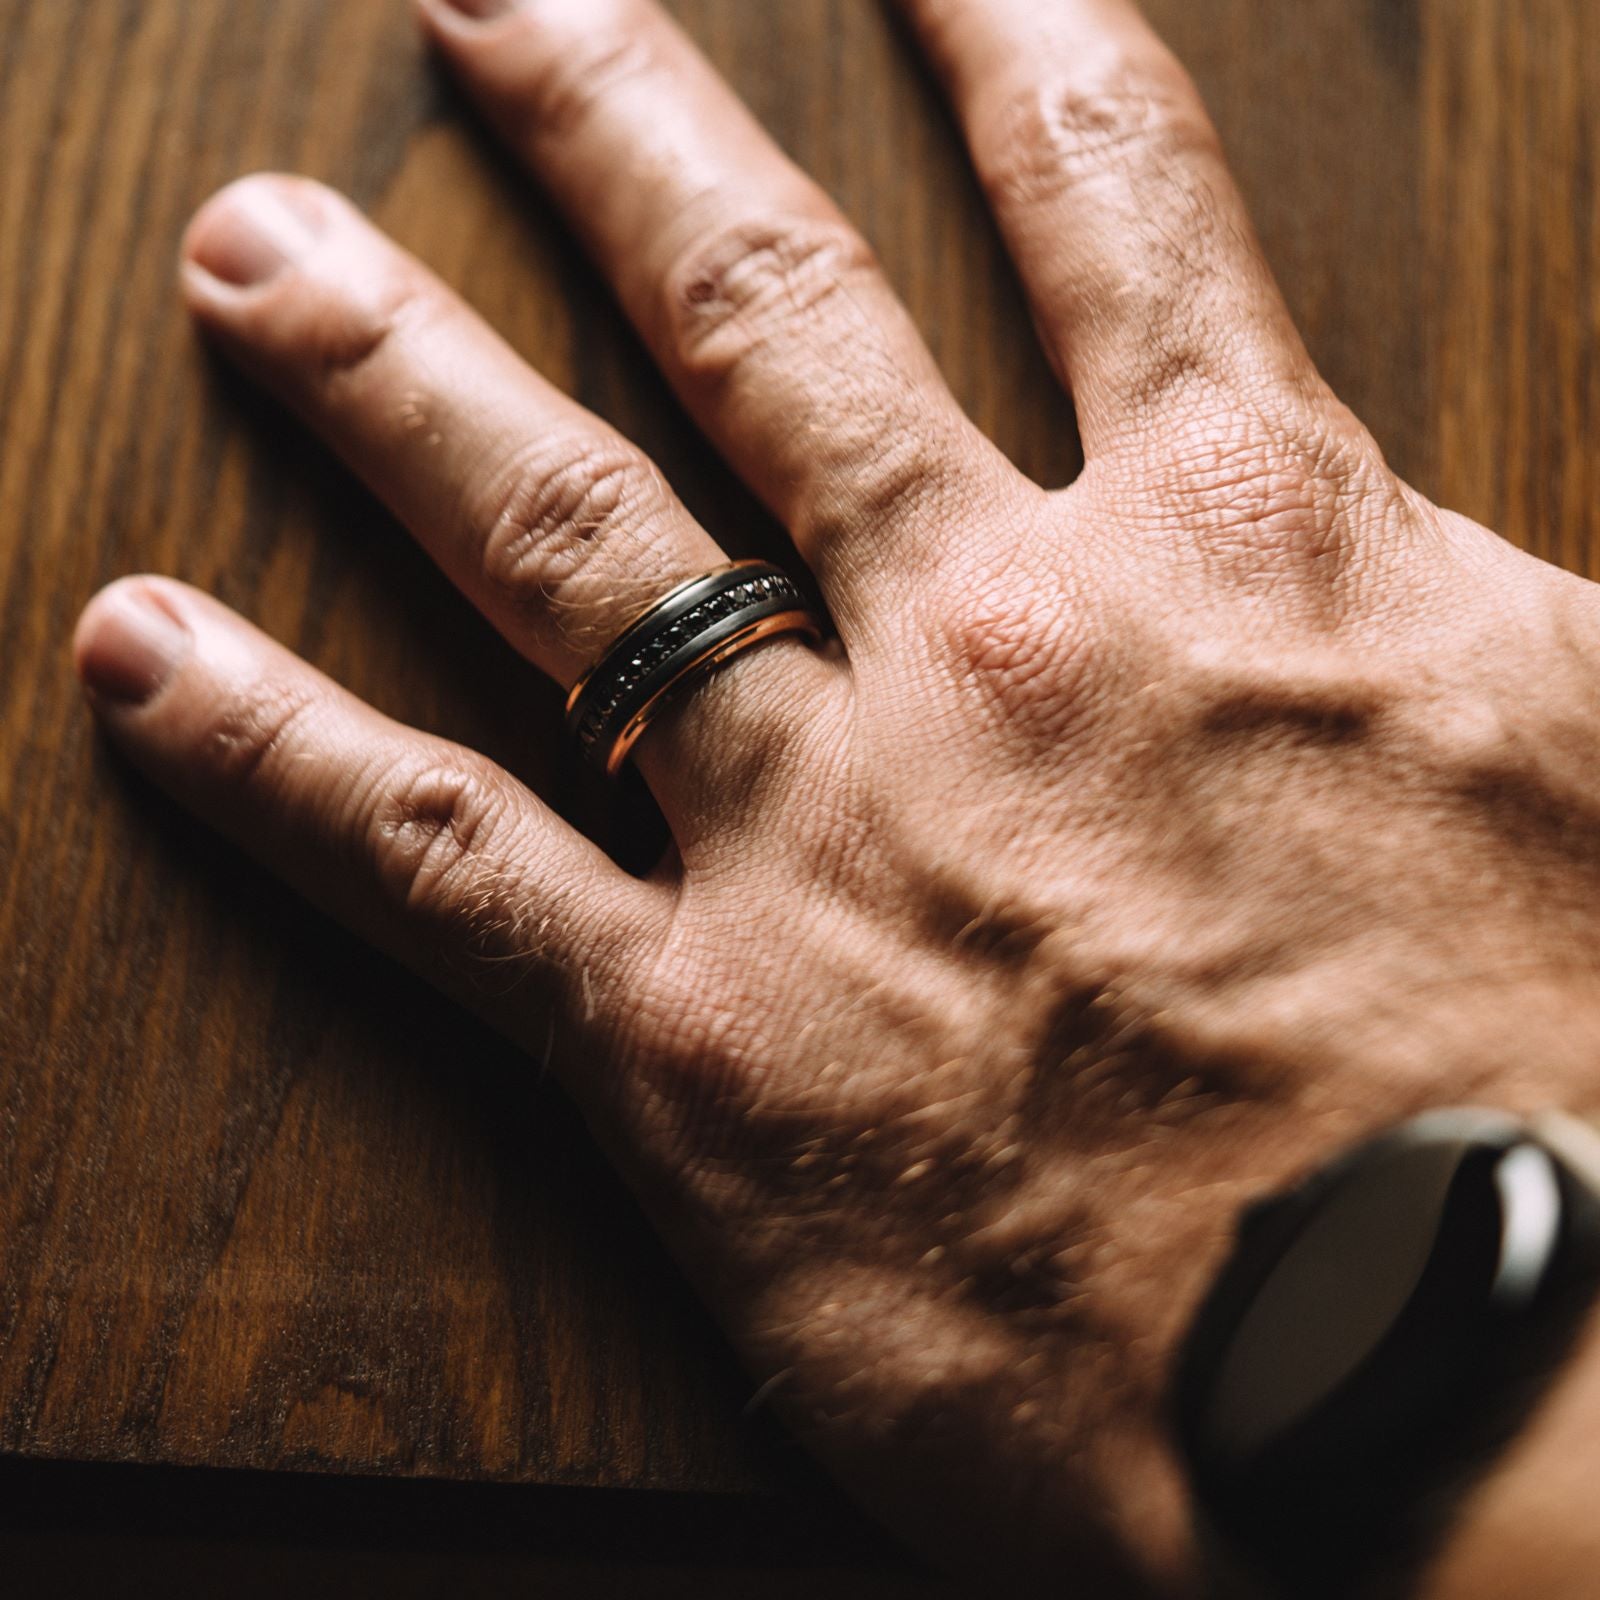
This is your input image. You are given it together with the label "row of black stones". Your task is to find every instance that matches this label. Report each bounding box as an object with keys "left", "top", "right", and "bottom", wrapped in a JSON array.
[{"left": 576, "top": 573, "right": 796, "bottom": 750}]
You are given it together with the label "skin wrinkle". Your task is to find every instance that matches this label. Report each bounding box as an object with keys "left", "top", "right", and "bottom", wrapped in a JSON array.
[
  {"left": 472, "top": 436, "right": 676, "bottom": 636},
  {"left": 195, "top": 676, "right": 329, "bottom": 798},
  {"left": 981, "top": 57, "right": 1211, "bottom": 211},
  {"left": 652, "top": 202, "right": 993, "bottom": 583},
  {"left": 976, "top": 59, "right": 1302, "bottom": 434},
  {"left": 358, "top": 758, "right": 571, "bottom": 995},
  {"left": 509, "top": 28, "right": 660, "bottom": 145},
  {"left": 663, "top": 216, "right": 879, "bottom": 365},
  {"left": 230, "top": 218, "right": 449, "bottom": 393}
]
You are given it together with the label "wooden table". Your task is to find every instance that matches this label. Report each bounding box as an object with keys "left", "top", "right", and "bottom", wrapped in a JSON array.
[{"left": 1, "top": 1, "right": 1595, "bottom": 1590}]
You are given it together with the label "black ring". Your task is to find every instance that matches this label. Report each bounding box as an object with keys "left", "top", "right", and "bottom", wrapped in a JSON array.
[{"left": 564, "top": 560, "right": 820, "bottom": 775}]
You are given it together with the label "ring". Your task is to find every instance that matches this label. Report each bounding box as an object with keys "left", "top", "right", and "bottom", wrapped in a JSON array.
[{"left": 564, "top": 559, "right": 822, "bottom": 776}]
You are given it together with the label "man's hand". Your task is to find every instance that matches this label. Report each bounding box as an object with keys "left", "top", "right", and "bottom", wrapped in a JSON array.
[{"left": 71, "top": 0, "right": 1600, "bottom": 1590}]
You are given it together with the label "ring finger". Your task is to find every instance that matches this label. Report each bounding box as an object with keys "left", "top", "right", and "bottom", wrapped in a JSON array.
[{"left": 181, "top": 174, "right": 841, "bottom": 813}]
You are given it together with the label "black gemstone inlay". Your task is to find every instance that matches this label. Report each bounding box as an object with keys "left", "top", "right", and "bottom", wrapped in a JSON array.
[{"left": 572, "top": 568, "right": 809, "bottom": 766}]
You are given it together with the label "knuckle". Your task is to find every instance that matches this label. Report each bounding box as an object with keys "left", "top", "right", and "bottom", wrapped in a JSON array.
[
  {"left": 930, "top": 567, "right": 1109, "bottom": 749},
  {"left": 985, "top": 55, "right": 1215, "bottom": 209},
  {"left": 660, "top": 213, "right": 877, "bottom": 383},
  {"left": 280, "top": 263, "right": 436, "bottom": 384},
  {"left": 983, "top": 59, "right": 1237, "bottom": 416},
  {"left": 1155, "top": 404, "right": 1399, "bottom": 583},
  {"left": 196, "top": 680, "right": 326, "bottom": 797},
  {"left": 498, "top": 20, "right": 659, "bottom": 142},
  {"left": 362, "top": 760, "right": 521, "bottom": 937},
  {"left": 473, "top": 435, "right": 672, "bottom": 615}
]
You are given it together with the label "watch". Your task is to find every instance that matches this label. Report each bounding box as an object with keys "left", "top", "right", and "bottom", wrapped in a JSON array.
[{"left": 1173, "top": 1107, "right": 1600, "bottom": 1595}]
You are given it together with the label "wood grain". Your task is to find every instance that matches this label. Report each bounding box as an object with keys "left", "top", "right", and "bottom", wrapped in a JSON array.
[{"left": 0, "top": 0, "right": 1594, "bottom": 1547}]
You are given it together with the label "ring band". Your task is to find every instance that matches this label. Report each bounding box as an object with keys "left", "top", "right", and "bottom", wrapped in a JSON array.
[{"left": 564, "top": 560, "right": 822, "bottom": 776}]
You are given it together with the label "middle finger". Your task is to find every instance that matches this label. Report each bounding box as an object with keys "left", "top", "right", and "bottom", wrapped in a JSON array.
[{"left": 420, "top": 0, "right": 1020, "bottom": 601}]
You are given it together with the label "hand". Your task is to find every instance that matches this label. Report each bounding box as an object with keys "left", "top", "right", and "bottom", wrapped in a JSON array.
[{"left": 72, "top": 0, "right": 1600, "bottom": 1592}]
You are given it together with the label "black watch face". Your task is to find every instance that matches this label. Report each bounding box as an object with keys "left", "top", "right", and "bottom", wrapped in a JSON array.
[{"left": 1173, "top": 1110, "right": 1600, "bottom": 1590}]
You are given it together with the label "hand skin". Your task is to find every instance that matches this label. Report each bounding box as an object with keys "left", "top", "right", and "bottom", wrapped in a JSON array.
[{"left": 68, "top": 0, "right": 1600, "bottom": 1593}]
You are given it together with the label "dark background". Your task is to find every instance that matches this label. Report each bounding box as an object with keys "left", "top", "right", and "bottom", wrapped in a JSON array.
[{"left": 0, "top": 0, "right": 1595, "bottom": 1591}]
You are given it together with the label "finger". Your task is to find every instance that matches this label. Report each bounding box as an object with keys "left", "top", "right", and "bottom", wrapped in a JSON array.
[
  {"left": 73, "top": 575, "right": 665, "bottom": 1072},
  {"left": 897, "top": 0, "right": 1321, "bottom": 454},
  {"left": 180, "top": 174, "right": 839, "bottom": 808},
  {"left": 418, "top": 0, "right": 1018, "bottom": 585}
]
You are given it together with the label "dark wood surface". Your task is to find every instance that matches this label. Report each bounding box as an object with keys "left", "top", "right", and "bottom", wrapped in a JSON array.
[{"left": 0, "top": 0, "right": 1596, "bottom": 1576}]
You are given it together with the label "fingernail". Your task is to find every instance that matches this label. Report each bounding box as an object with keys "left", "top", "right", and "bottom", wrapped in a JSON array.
[
  {"left": 186, "top": 177, "right": 325, "bottom": 288},
  {"left": 76, "top": 584, "right": 192, "bottom": 705},
  {"left": 431, "top": 0, "right": 516, "bottom": 18}
]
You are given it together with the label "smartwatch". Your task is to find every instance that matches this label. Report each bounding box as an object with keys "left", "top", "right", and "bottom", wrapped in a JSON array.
[{"left": 1173, "top": 1108, "right": 1600, "bottom": 1596}]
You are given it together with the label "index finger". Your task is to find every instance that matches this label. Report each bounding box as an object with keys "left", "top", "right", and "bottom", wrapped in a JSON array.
[{"left": 898, "top": 0, "right": 1322, "bottom": 455}]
